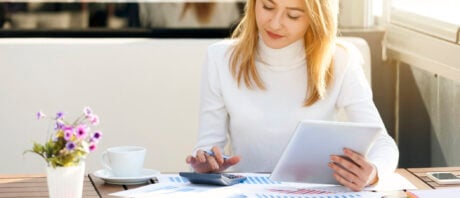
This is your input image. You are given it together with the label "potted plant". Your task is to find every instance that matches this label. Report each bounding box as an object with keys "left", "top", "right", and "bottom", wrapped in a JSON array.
[{"left": 25, "top": 106, "right": 102, "bottom": 198}]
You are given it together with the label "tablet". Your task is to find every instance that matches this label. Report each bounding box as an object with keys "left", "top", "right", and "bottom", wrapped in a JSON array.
[{"left": 270, "top": 120, "right": 381, "bottom": 184}]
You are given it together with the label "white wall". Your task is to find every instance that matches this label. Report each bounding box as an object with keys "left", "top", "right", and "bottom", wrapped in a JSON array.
[
  {"left": 0, "top": 38, "right": 218, "bottom": 174},
  {"left": 0, "top": 37, "right": 370, "bottom": 174}
]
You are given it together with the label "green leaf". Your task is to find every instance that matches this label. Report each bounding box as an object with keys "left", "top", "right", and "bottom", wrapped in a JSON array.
[
  {"left": 32, "top": 142, "right": 44, "bottom": 154},
  {"left": 75, "top": 149, "right": 87, "bottom": 158},
  {"left": 61, "top": 154, "right": 76, "bottom": 167},
  {"left": 48, "top": 157, "right": 59, "bottom": 168}
]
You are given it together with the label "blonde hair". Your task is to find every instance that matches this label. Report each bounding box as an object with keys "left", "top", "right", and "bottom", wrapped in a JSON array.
[
  {"left": 230, "top": 0, "right": 338, "bottom": 106},
  {"left": 181, "top": 3, "right": 216, "bottom": 24}
]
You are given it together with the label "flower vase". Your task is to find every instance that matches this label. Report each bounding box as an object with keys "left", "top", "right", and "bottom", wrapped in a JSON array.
[{"left": 46, "top": 162, "right": 85, "bottom": 198}]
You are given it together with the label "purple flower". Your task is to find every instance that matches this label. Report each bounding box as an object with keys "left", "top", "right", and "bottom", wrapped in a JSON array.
[
  {"left": 31, "top": 107, "right": 103, "bottom": 167},
  {"left": 36, "top": 111, "right": 46, "bottom": 120},
  {"left": 54, "top": 120, "right": 65, "bottom": 130},
  {"left": 89, "top": 142, "right": 97, "bottom": 152},
  {"left": 75, "top": 125, "right": 88, "bottom": 139},
  {"left": 64, "top": 128, "right": 73, "bottom": 141},
  {"left": 91, "top": 131, "right": 102, "bottom": 142},
  {"left": 89, "top": 115, "right": 100, "bottom": 125},
  {"left": 83, "top": 106, "right": 92, "bottom": 116},
  {"left": 55, "top": 112, "right": 64, "bottom": 119},
  {"left": 65, "top": 141, "right": 76, "bottom": 151}
]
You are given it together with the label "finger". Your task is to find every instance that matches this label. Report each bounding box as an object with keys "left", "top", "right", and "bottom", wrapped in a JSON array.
[
  {"left": 330, "top": 155, "right": 360, "bottom": 177},
  {"left": 221, "top": 156, "right": 240, "bottom": 171},
  {"left": 185, "top": 155, "right": 194, "bottom": 164},
  {"left": 196, "top": 150, "right": 207, "bottom": 163},
  {"left": 190, "top": 158, "right": 215, "bottom": 173},
  {"left": 342, "top": 149, "right": 377, "bottom": 183},
  {"left": 333, "top": 173, "right": 362, "bottom": 192},
  {"left": 211, "top": 146, "right": 224, "bottom": 165},
  {"left": 224, "top": 156, "right": 240, "bottom": 166},
  {"left": 205, "top": 153, "right": 220, "bottom": 171},
  {"left": 328, "top": 162, "right": 360, "bottom": 185},
  {"left": 343, "top": 148, "right": 366, "bottom": 167}
]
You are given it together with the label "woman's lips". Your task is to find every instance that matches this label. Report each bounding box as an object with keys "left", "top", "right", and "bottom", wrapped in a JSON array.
[{"left": 266, "top": 30, "right": 283, "bottom": 39}]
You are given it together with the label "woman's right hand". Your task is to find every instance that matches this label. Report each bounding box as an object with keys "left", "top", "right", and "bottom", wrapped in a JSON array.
[{"left": 185, "top": 146, "right": 240, "bottom": 173}]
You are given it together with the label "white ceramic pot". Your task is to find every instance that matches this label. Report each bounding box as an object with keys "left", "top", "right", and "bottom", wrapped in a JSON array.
[{"left": 46, "top": 162, "right": 85, "bottom": 198}]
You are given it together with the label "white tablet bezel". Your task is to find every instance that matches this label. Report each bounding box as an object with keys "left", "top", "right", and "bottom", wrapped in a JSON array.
[{"left": 270, "top": 120, "right": 382, "bottom": 184}]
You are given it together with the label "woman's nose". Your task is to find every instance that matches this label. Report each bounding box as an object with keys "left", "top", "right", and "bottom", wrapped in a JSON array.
[{"left": 268, "top": 12, "right": 283, "bottom": 30}]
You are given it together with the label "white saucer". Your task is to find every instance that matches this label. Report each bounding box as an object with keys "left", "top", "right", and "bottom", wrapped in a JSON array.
[{"left": 92, "top": 169, "right": 160, "bottom": 185}]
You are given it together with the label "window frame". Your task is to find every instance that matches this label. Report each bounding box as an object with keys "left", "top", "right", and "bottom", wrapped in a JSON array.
[{"left": 385, "top": 0, "right": 460, "bottom": 82}]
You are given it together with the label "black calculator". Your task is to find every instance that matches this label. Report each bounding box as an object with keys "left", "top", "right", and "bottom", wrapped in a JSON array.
[{"left": 179, "top": 172, "right": 247, "bottom": 186}]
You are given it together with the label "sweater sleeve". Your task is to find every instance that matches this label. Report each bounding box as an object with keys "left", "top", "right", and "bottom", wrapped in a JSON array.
[
  {"left": 192, "top": 45, "right": 229, "bottom": 155},
  {"left": 336, "top": 44, "right": 399, "bottom": 183}
]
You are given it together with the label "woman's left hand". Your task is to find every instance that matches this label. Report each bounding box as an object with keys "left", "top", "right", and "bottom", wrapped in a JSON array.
[{"left": 329, "top": 148, "right": 378, "bottom": 192}]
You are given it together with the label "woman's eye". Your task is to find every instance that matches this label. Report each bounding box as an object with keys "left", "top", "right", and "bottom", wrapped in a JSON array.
[
  {"left": 288, "top": 14, "right": 300, "bottom": 20},
  {"left": 263, "top": 5, "right": 274, "bottom": 10}
]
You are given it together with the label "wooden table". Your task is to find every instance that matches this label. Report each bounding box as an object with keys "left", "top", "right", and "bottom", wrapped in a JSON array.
[
  {"left": 3, "top": 168, "right": 459, "bottom": 197},
  {"left": 0, "top": 174, "right": 98, "bottom": 198},
  {"left": 395, "top": 168, "right": 432, "bottom": 190},
  {"left": 406, "top": 167, "right": 460, "bottom": 189},
  {"left": 89, "top": 173, "right": 157, "bottom": 198}
]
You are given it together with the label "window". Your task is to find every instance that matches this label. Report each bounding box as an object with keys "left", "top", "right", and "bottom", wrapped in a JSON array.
[
  {"left": 390, "top": 0, "right": 460, "bottom": 42},
  {"left": 385, "top": 0, "right": 460, "bottom": 81},
  {"left": 392, "top": 0, "right": 460, "bottom": 26}
]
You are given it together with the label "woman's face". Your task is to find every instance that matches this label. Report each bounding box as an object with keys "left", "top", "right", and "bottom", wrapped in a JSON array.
[{"left": 255, "top": 0, "right": 310, "bottom": 49}]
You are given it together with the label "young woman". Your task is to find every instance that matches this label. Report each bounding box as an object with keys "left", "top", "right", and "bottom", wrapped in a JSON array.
[{"left": 185, "top": 0, "right": 399, "bottom": 191}]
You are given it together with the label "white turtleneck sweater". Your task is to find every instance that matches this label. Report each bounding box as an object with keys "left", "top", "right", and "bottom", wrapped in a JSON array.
[{"left": 194, "top": 38, "right": 399, "bottom": 181}]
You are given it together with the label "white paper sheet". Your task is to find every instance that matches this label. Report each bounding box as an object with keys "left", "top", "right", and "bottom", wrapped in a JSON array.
[
  {"left": 366, "top": 172, "right": 417, "bottom": 191},
  {"left": 109, "top": 172, "right": 413, "bottom": 198},
  {"left": 110, "top": 183, "right": 240, "bottom": 198},
  {"left": 409, "top": 187, "right": 460, "bottom": 197}
]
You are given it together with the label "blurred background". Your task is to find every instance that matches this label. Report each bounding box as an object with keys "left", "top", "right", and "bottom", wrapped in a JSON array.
[
  {"left": 0, "top": 0, "right": 459, "bottom": 174},
  {"left": 0, "top": 0, "right": 384, "bottom": 34}
]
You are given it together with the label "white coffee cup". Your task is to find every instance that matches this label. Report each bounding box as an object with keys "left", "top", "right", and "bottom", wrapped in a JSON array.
[{"left": 101, "top": 146, "right": 146, "bottom": 177}]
